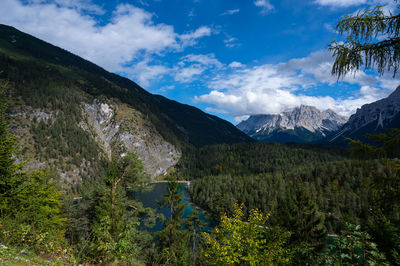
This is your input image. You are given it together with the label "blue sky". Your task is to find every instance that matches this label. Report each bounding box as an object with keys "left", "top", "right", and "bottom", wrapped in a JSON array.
[{"left": 1, "top": 0, "right": 399, "bottom": 124}]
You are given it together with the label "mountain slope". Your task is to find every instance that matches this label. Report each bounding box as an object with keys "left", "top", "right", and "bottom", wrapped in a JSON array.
[
  {"left": 0, "top": 24, "right": 252, "bottom": 183},
  {"left": 237, "top": 105, "right": 347, "bottom": 143},
  {"left": 0, "top": 24, "right": 251, "bottom": 147},
  {"left": 327, "top": 86, "right": 400, "bottom": 144}
]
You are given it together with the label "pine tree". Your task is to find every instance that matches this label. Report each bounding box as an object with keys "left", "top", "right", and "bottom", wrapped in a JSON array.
[
  {"left": 0, "top": 80, "right": 23, "bottom": 217},
  {"left": 86, "top": 153, "right": 151, "bottom": 263},
  {"left": 156, "top": 177, "right": 190, "bottom": 265},
  {"left": 278, "top": 185, "right": 327, "bottom": 249},
  {"left": 184, "top": 209, "right": 205, "bottom": 265}
]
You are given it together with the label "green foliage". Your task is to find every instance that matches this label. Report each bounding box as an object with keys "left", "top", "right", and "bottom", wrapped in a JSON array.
[
  {"left": 0, "top": 51, "right": 105, "bottom": 184},
  {"left": 184, "top": 209, "right": 205, "bottom": 265},
  {"left": 278, "top": 185, "right": 327, "bottom": 249},
  {"left": 178, "top": 142, "right": 347, "bottom": 180},
  {"left": 190, "top": 159, "right": 376, "bottom": 233},
  {"left": 330, "top": 1, "right": 400, "bottom": 78},
  {"left": 202, "top": 203, "right": 292, "bottom": 265},
  {"left": 155, "top": 178, "right": 191, "bottom": 265},
  {"left": 347, "top": 128, "right": 400, "bottom": 160},
  {"left": 0, "top": 81, "right": 67, "bottom": 257},
  {"left": 83, "top": 153, "right": 152, "bottom": 264},
  {"left": 348, "top": 131, "right": 400, "bottom": 264},
  {"left": 327, "top": 223, "right": 387, "bottom": 265},
  {"left": 0, "top": 242, "right": 75, "bottom": 265},
  {"left": 0, "top": 80, "right": 24, "bottom": 215},
  {"left": 296, "top": 223, "right": 388, "bottom": 265},
  {"left": 365, "top": 216, "right": 400, "bottom": 266},
  {"left": 0, "top": 170, "right": 66, "bottom": 255}
]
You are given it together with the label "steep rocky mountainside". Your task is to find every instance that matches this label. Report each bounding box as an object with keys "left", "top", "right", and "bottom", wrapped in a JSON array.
[
  {"left": 81, "top": 98, "right": 180, "bottom": 178},
  {"left": 237, "top": 105, "right": 347, "bottom": 143},
  {"left": 328, "top": 86, "right": 400, "bottom": 144},
  {"left": 0, "top": 24, "right": 251, "bottom": 184},
  {"left": 10, "top": 96, "right": 181, "bottom": 184}
]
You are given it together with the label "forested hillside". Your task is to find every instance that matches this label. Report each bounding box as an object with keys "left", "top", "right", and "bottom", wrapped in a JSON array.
[
  {"left": 173, "top": 137, "right": 400, "bottom": 264},
  {"left": 0, "top": 24, "right": 251, "bottom": 184},
  {"left": 177, "top": 142, "right": 347, "bottom": 179},
  {"left": 0, "top": 24, "right": 251, "bottom": 148}
]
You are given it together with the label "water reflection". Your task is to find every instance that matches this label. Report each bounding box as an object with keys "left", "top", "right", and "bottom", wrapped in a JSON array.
[{"left": 134, "top": 182, "right": 216, "bottom": 231}]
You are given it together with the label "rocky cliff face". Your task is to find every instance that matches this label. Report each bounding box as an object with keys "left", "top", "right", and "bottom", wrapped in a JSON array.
[
  {"left": 9, "top": 97, "right": 181, "bottom": 184},
  {"left": 237, "top": 105, "right": 347, "bottom": 143},
  {"left": 329, "top": 85, "right": 400, "bottom": 143},
  {"left": 80, "top": 98, "right": 181, "bottom": 178}
]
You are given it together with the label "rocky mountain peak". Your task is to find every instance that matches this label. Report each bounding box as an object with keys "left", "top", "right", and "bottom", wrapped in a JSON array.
[
  {"left": 329, "top": 85, "right": 400, "bottom": 143},
  {"left": 237, "top": 105, "right": 347, "bottom": 143},
  {"left": 298, "top": 104, "right": 319, "bottom": 112}
]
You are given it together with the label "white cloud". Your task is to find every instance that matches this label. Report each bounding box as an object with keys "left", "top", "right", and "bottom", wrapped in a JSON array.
[
  {"left": 158, "top": 85, "right": 175, "bottom": 92},
  {"left": 124, "top": 57, "right": 170, "bottom": 87},
  {"left": 224, "top": 37, "right": 240, "bottom": 48},
  {"left": 254, "top": 0, "right": 274, "bottom": 14},
  {"left": 229, "top": 61, "right": 244, "bottom": 68},
  {"left": 135, "top": 0, "right": 149, "bottom": 7},
  {"left": 174, "top": 65, "right": 206, "bottom": 83},
  {"left": 377, "top": 75, "right": 400, "bottom": 90},
  {"left": 323, "top": 23, "right": 336, "bottom": 33},
  {"left": 314, "top": 0, "right": 366, "bottom": 7},
  {"left": 279, "top": 50, "right": 376, "bottom": 87},
  {"left": 0, "top": 0, "right": 213, "bottom": 78},
  {"left": 221, "top": 9, "right": 240, "bottom": 16},
  {"left": 314, "top": 0, "right": 395, "bottom": 8},
  {"left": 181, "top": 53, "right": 223, "bottom": 68},
  {"left": 179, "top": 26, "right": 213, "bottom": 47},
  {"left": 194, "top": 50, "right": 398, "bottom": 121},
  {"left": 27, "top": 0, "right": 105, "bottom": 14},
  {"left": 173, "top": 53, "right": 224, "bottom": 83}
]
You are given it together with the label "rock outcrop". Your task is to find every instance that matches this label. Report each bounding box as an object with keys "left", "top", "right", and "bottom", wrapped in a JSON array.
[{"left": 81, "top": 98, "right": 181, "bottom": 178}]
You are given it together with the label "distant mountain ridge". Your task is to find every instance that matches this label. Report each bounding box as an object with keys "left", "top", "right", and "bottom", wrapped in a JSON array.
[
  {"left": 328, "top": 86, "right": 400, "bottom": 144},
  {"left": 237, "top": 105, "right": 347, "bottom": 143}
]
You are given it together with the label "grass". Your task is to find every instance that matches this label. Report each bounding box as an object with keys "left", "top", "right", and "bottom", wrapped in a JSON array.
[{"left": 0, "top": 244, "right": 71, "bottom": 265}]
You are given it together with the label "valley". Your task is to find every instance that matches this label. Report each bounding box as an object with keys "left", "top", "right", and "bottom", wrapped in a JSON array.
[{"left": 0, "top": 7, "right": 399, "bottom": 265}]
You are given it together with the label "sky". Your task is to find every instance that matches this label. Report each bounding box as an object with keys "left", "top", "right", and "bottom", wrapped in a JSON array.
[{"left": 0, "top": 0, "right": 399, "bottom": 124}]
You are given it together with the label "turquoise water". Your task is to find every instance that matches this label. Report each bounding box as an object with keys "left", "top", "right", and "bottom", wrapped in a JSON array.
[{"left": 134, "top": 182, "right": 216, "bottom": 231}]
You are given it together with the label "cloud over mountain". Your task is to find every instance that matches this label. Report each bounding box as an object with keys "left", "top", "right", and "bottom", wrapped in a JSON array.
[{"left": 195, "top": 50, "right": 396, "bottom": 121}]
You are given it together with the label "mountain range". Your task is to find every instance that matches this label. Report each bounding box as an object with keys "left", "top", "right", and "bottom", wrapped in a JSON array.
[
  {"left": 237, "top": 86, "right": 400, "bottom": 145},
  {"left": 0, "top": 24, "right": 252, "bottom": 183},
  {"left": 237, "top": 105, "right": 347, "bottom": 143}
]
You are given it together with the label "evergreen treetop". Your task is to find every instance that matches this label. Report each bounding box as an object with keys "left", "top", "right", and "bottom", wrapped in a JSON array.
[{"left": 330, "top": 1, "right": 400, "bottom": 78}]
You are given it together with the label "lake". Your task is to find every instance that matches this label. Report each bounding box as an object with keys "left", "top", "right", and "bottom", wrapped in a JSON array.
[{"left": 134, "top": 182, "right": 216, "bottom": 231}]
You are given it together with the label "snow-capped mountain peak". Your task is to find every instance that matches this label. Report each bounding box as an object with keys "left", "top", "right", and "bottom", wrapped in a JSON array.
[{"left": 237, "top": 105, "right": 347, "bottom": 143}]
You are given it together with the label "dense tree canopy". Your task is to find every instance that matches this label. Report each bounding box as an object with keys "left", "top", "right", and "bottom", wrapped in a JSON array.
[{"left": 0, "top": 81, "right": 67, "bottom": 256}]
